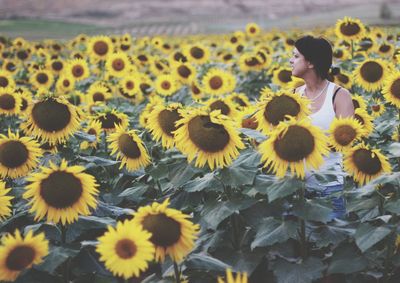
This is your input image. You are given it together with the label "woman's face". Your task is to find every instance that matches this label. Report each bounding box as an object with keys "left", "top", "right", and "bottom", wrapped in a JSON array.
[{"left": 290, "top": 48, "right": 310, "bottom": 78}]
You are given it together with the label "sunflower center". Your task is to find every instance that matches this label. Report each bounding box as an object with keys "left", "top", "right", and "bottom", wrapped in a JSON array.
[
  {"left": 390, "top": 78, "right": 400, "bottom": 99},
  {"left": 0, "top": 93, "right": 16, "bottom": 110},
  {"left": 188, "top": 115, "right": 230, "bottom": 152},
  {"left": 115, "top": 239, "right": 137, "bottom": 259},
  {"left": 126, "top": 81, "right": 134, "bottom": 90},
  {"left": 191, "top": 83, "right": 201, "bottom": 95},
  {"left": 333, "top": 50, "right": 343, "bottom": 58},
  {"left": 93, "top": 92, "right": 105, "bottom": 102},
  {"left": 340, "top": 22, "right": 361, "bottom": 36},
  {"left": 158, "top": 109, "right": 181, "bottom": 137},
  {"left": 360, "top": 61, "right": 383, "bottom": 83},
  {"left": 246, "top": 57, "right": 259, "bottom": 67},
  {"left": 264, "top": 95, "right": 300, "bottom": 125},
  {"left": 142, "top": 213, "right": 181, "bottom": 247},
  {"left": 118, "top": 134, "right": 141, "bottom": 159},
  {"left": 223, "top": 54, "right": 233, "bottom": 61},
  {"left": 63, "top": 79, "right": 70, "bottom": 87},
  {"left": 112, "top": 59, "right": 125, "bottom": 71},
  {"left": 52, "top": 61, "right": 63, "bottom": 71},
  {"left": 354, "top": 114, "right": 365, "bottom": 125},
  {"left": 233, "top": 97, "right": 247, "bottom": 106},
  {"left": 278, "top": 70, "right": 292, "bottom": 83},
  {"left": 0, "top": 77, "right": 9, "bottom": 88},
  {"left": 93, "top": 41, "right": 108, "bottom": 56},
  {"left": 210, "top": 100, "right": 230, "bottom": 116},
  {"left": 379, "top": 44, "right": 390, "bottom": 53},
  {"left": 249, "top": 27, "right": 256, "bottom": 33},
  {"left": 37, "top": 73, "right": 49, "bottom": 84},
  {"left": 6, "top": 62, "right": 16, "bottom": 72},
  {"left": 17, "top": 50, "right": 28, "bottom": 60},
  {"left": 353, "top": 148, "right": 382, "bottom": 175},
  {"left": 178, "top": 65, "right": 191, "bottom": 78},
  {"left": 334, "top": 125, "right": 357, "bottom": 146},
  {"left": 274, "top": 125, "right": 315, "bottom": 162},
  {"left": 40, "top": 171, "right": 83, "bottom": 209},
  {"left": 21, "top": 98, "right": 28, "bottom": 111},
  {"left": 32, "top": 99, "right": 72, "bottom": 132},
  {"left": 209, "top": 76, "right": 223, "bottom": 90},
  {"left": 352, "top": 99, "right": 360, "bottom": 109},
  {"left": 372, "top": 105, "right": 380, "bottom": 112},
  {"left": 338, "top": 74, "right": 349, "bottom": 84},
  {"left": 6, "top": 245, "right": 35, "bottom": 271},
  {"left": 72, "top": 65, "right": 84, "bottom": 78},
  {"left": 138, "top": 55, "right": 148, "bottom": 62},
  {"left": 88, "top": 128, "right": 97, "bottom": 135},
  {"left": 0, "top": 140, "right": 29, "bottom": 168},
  {"left": 97, "top": 113, "right": 122, "bottom": 130},
  {"left": 190, "top": 47, "right": 204, "bottom": 59}
]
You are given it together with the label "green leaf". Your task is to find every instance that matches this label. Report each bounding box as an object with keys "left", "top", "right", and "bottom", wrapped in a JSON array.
[
  {"left": 272, "top": 257, "right": 325, "bottom": 283},
  {"left": 240, "top": 128, "right": 267, "bottom": 143},
  {"left": 74, "top": 130, "right": 97, "bottom": 142},
  {"left": 147, "top": 163, "right": 169, "bottom": 180},
  {"left": 213, "top": 249, "right": 265, "bottom": 274},
  {"left": 66, "top": 216, "right": 115, "bottom": 242},
  {"left": 78, "top": 156, "right": 119, "bottom": 169},
  {"left": 186, "top": 253, "right": 231, "bottom": 272},
  {"left": 355, "top": 223, "right": 391, "bottom": 252},
  {"left": 293, "top": 199, "right": 332, "bottom": 223},
  {"left": 310, "top": 224, "right": 355, "bottom": 248},
  {"left": 251, "top": 217, "right": 299, "bottom": 249},
  {"left": 266, "top": 177, "right": 303, "bottom": 202},
  {"left": 388, "top": 142, "right": 400, "bottom": 157},
  {"left": 327, "top": 244, "right": 368, "bottom": 274},
  {"left": 118, "top": 183, "right": 148, "bottom": 199},
  {"left": 24, "top": 223, "right": 61, "bottom": 242},
  {"left": 168, "top": 161, "right": 201, "bottom": 187},
  {"left": 182, "top": 173, "right": 222, "bottom": 192},
  {"left": 385, "top": 199, "right": 400, "bottom": 214},
  {"left": 37, "top": 246, "right": 79, "bottom": 274},
  {"left": 347, "top": 195, "right": 381, "bottom": 213}
]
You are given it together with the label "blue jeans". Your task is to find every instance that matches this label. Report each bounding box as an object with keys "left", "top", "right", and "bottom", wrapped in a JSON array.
[{"left": 319, "top": 184, "right": 346, "bottom": 219}]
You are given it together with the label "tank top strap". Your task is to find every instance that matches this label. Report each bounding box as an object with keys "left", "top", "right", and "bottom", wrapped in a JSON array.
[{"left": 319, "top": 82, "right": 335, "bottom": 113}]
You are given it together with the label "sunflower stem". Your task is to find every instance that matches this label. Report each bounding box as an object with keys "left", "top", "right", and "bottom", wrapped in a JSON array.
[
  {"left": 397, "top": 110, "right": 400, "bottom": 169},
  {"left": 103, "top": 131, "right": 108, "bottom": 153},
  {"left": 173, "top": 261, "right": 181, "bottom": 283},
  {"left": 298, "top": 182, "right": 308, "bottom": 259}
]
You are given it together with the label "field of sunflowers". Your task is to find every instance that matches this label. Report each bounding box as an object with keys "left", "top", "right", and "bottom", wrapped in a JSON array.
[{"left": 0, "top": 17, "right": 399, "bottom": 283}]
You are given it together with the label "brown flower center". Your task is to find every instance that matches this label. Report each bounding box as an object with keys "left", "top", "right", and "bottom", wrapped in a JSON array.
[
  {"left": 126, "top": 81, "right": 134, "bottom": 90},
  {"left": 209, "top": 76, "right": 223, "bottom": 90},
  {"left": 372, "top": 105, "right": 380, "bottom": 112},
  {"left": 188, "top": 115, "right": 230, "bottom": 152},
  {"left": 97, "top": 113, "right": 122, "bottom": 130},
  {"left": 21, "top": 98, "right": 28, "bottom": 111},
  {"left": 245, "top": 57, "right": 260, "bottom": 67},
  {"left": 36, "top": 73, "right": 49, "bottom": 84},
  {"left": 249, "top": 27, "right": 256, "bottom": 33},
  {"left": 333, "top": 50, "right": 343, "bottom": 58},
  {"left": 178, "top": 65, "right": 191, "bottom": 78},
  {"left": 112, "top": 59, "right": 125, "bottom": 71},
  {"left": 72, "top": 65, "right": 84, "bottom": 78},
  {"left": 390, "top": 78, "right": 400, "bottom": 99},
  {"left": 40, "top": 171, "right": 83, "bottom": 208},
  {"left": 191, "top": 83, "right": 201, "bottom": 95},
  {"left": 209, "top": 100, "right": 230, "bottom": 116},
  {"left": 277, "top": 70, "right": 292, "bottom": 83},
  {"left": 340, "top": 22, "right": 361, "bottom": 36},
  {"left": 17, "top": 50, "right": 28, "bottom": 60},
  {"left": 115, "top": 239, "right": 137, "bottom": 259},
  {"left": 6, "top": 245, "right": 35, "bottom": 271},
  {"left": 360, "top": 61, "right": 383, "bottom": 83},
  {"left": 93, "top": 41, "right": 109, "bottom": 56},
  {"left": 337, "top": 74, "right": 349, "bottom": 84},
  {"left": 354, "top": 114, "right": 365, "bottom": 125},
  {"left": 334, "top": 125, "right": 357, "bottom": 146},
  {"left": 274, "top": 125, "right": 315, "bottom": 162},
  {"left": 353, "top": 148, "right": 382, "bottom": 175},
  {"left": 190, "top": 47, "right": 205, "bottom": 59},
  {"left": 352, "top": 99, "right": 360, "bottom": 109},
  {"left": 0, "top": 140, "right": 29, "bottom": 168},
  {"left": 379, "top": 44, "right": 391, "bottom": 53},
  {"left": 88, "top": 128, "right": 97, "bottom": 136},
  {"left": 0, "top": 93, "right": 16, "bottom": 110},
  {"left": 0, "top": 76, "right": 9, "bottom": 88},
  {"left": 161, "top": 81, "right": 171, "bottom": 90},
  {"left": 93, "top": 92, "right": 105, "bottom": 102},
  {"left": 32, "top": 99, "right": 72, "bottom": 132},
  {"left": 52, "top": 61, "right": 63, "bottom": 71},
  {"left": 118, "top": 133, "right": 141, "bottom": 159},
  {"left": 142, "top": 213, "right": 181, "bottom": 247},
  {"left": 264, "top": 95, "right": 300, "bottom": 126},
  {"left": 158, "top": 109, "right": 181, "bottom": 137}
]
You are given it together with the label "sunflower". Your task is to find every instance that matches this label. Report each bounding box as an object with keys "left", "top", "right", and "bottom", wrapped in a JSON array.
[
  {"left": 80, "top": 120, "right": 102, "bottom": 150},
  {"left": 65, "top": 58, "right": 90, "bottom": 81},
  {"left": 105, "top": 52, "right": 130, "bottom": 78},
  {"left": 0, "top": 70, "right": 16, "bottom": 89},
  {"left": 272, "top": 67, "right": 293, "bottom": 87},
  {"left": 254, "top": 91, "right": 310, "bottom": 134},
  {"left": 0, "top": 181, "right": 13, "bottom": 221},
  {"left": 218, "top": 268, "right": 248, "bottom": 283},
  {"left": 190, "top": 80, "right": 204, "bottom": 100},
  {"left": 352, "top": 94, "right": 367, "bottom": 111},
  {"left": 343, "top": 143, "right": 391, "bottom": 185},
  {"left": 47, "top": 59, "right": 64, "bottom": 75},
  {"left": 139, "top": 96, "right": 164, "bottom": 128},
  {"left": 174, "top": 108, "right": 245, "bottom": 169},
  {"left": 150, "top": 57, "right": 170, "bottom": 76},
  {"left": 119, "top": 75, "right": 141, "bottom": 97},
  {"left": 2, "top": 60, "right": 18, "bottom": 75},
  {"left": 172, "top": 62, "right": 196, "bottom": 84},
  {"left": 87, "top": 83, "right": 112, "bottom": 104},
  {"left": 95, "top": 110, "right": 129, "bottom": 133},
  {"left": 205, "top": 97, "right": 239, "bottom": 119},
  {"left": 369, "top": 98, "right": 385, "bottom": 117},
  {"left": 382, "top": 71, "right": 400, "bottom": 108},
  {"left": 108, "top": 125, "right": 151, "bottom": 171},
  {"left": 335, "top": 17, "right": 366, "bottom": 41},
  {"left": 258, "top": 117, "right": 330, "bottom": 179},
  {"left": 238, "top": 52, "right": 264, "bottom": 73},
  {"left": 0, "top": 230, "right": 49, "bottom": 281},
  {"left": 328, "top": 117, "right": 364, "bottom": 152},
  {"left": 147, "top": 103, "right": 183, "bottom": 149},
  {"left": 96, "top": 220, "right": 154, "bottom": 280},
  {"left": 30, "top": 69, "right": 54, "bottom": 90},
  {"left": 21, "top": 96, "right": 81, "bottom": 144},
  {"left": 87, "top": 35, "right": 113, "bottom": 61},
  {"left": 245, "top": 22, "right": 261, "bottom": 37},
  {"left": 67, "top": 90, "right": 85, "bottom": 106},
  {"left": 183, "top": 44, "right": 210, "bottom": 65},
  {"left": 24, "top": 159, "right": 99, "bottom": 224},
  {"left": 376, "top": 42, "right": 394, "bottom": 57},
  {"left": 334, "top": 71, "right": 352, "bottom": 89},
  {"left": 332, "top": 47, "right": 350, "bottom": 61},
  {"left": 353, "top": 59, "right": 387, "bottom": 92},
  {"left": 353, "top": 108, "right": 374, "bottom": 138},
  {"left": 131, "top": 198, "right": 199, "bottom": 263},
  {"left": 226, "top": 92, "right": 251, "bottom": 109},
  {"left": 54, "top": 74, "right": 75, "bottom": 94},
  {"left": 0, "top": 87, "right": 21, "bottom": 116},
  {"left": 0, "top": 130, "right": 42, "bottom": 179},
  {"left": 155, "top": 74, "right": 179, "bottom": 96},
  {"left": 202, "top": 68, "right": 236, "bottom": 96}
]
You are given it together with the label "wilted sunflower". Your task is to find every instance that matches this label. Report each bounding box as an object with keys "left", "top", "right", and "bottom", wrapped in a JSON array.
[
  {"left": 0, "top": 230, "right": 49, "bottom": 282},
  {"left": 21, "top": 96, "right": 81, "bottom": 144},
  {"left": 328, "top": 117, "right": 364, "bottom": 152},
  {"left": 353, "top": 108, "right": 374, "bottom": 138},
  {"left": 202, "top": 68, "right": 236, "bottom": 96},
  {"left": 96, "top": 220, "right": 155, "bottom": 280},
  {"left": 183, "top": 44, "right": 210, "bottom": 65},
  {"left": 80, "top": 120, "right": 102, "bottom": 150},
  {"left": 382, "top": 71, "right": 400, "bottom": 108},
  {"left": 65, "top": 58, "right": 90, "bottom": 81},
  {"left": 258, "top": 117, "right": 330, "bottom": 179},
  {"left": 30, "top": 69, "right": 54, "bottom": 90},
  {"left": 174, "top": 108, "right": 245, "bottom": 169},
  {"left": 87, "top": 35, "right": 113, "bottom": 61},
  {"left": 343, "top": 143, "right": 391, "bottom": 185},
  {"left": 205, "top": 97, "right": 239, "bottom": 119},
  {"left": 369, "top": 98, "right": 385, "bottom": 117},
  {"left": 0, "top": 87, "right": 21, "bottom": 116},
  {"left": 0, "top": 70, "right": 16, "bottom": 89},
  {"left": 24, "top": 159, "right": 99, "bottom": 224},
  {"left": 55, "top": 74, "right": 76, "bottom": 94},
  {"left": 335, "top": 17, "right": 366, "bottom": 41},
  {"left": 94, "top": 109, "right": 129, "bottom": 133},
  {"left": 245, "top": 22, "right": 261, "bottom": 37},
  {"left": 0, "top": 130, "right": 42, "bottom": 179},
  {"left": 147, "top": 103, "right": 183, "bottom": 149},
  {"left": 155, "top": 74, "right": 179, "bottom": 96},
  {"left": 131, "top": 198, "right": 200, "bottom": 263},
  {"left": 218, "top": 268, "right": 248, "bottom": 283},
  {"left": 108, "top": 125, "right": 151, "bottom": 171},
  {"left": 353, "top": 59, "right": 387, "bottom": 92},
  {"left": 272, "top": 67, "right": 293, "bottom": 87},
  {"left": 105, "top": 52, "right": 130, "bottom": 78},
  {"left": 254, "top": 91, "right": 310, "bottom": 134},
  {"left": 0, "top": 181, "right": 13, "bottom": 221},
  {"left": 87, "top": 83, "right": 112, "bottom": 105}
]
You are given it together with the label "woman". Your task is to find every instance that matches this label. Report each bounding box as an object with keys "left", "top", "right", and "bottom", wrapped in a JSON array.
[{"left": 289, "top": 35, "right": 354, "bottom": 219}]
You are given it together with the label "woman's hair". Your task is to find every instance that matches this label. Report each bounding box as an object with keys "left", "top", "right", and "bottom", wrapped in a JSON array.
[{"left": 294, "top": 35, "right": 332, "bottom": 79}]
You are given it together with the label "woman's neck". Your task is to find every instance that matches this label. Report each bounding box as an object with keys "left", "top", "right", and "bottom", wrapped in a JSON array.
[{"left": 303, "top": 73, "right": 328, "bottom": 94}]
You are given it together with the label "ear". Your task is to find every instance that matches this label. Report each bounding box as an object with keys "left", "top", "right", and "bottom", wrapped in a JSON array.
[{"left": 307, "top": 61, "right": 314, "bottom": 69}]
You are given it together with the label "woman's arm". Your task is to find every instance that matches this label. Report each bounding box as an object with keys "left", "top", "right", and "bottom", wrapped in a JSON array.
[{"left": 334, "top": 88, "right": 354, "bottom": 118}]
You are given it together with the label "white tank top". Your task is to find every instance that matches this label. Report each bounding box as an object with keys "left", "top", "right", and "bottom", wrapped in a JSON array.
[{"left": 299, "top": 82, "right": 344, "bottom": 187}]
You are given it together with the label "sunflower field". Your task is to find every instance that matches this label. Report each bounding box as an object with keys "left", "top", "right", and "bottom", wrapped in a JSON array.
[{"left": 0, "top": 17, "right": 400, "bottom": 283}]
